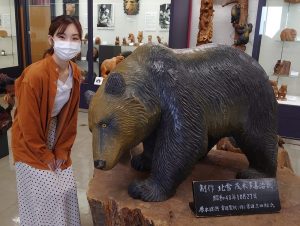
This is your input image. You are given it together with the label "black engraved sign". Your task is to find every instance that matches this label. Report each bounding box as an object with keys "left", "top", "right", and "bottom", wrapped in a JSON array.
[{"left": 191, "top": 178, "right": 281, "bottom": 217}]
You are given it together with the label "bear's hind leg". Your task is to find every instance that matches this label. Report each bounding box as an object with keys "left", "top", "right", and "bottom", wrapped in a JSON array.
[{"left": 235, "top": 132, "right": 278, "bottom": 179}]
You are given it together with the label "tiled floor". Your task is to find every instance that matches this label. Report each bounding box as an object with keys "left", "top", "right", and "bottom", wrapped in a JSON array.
[{"left": 0, "top": 111, "right": 300, "bottom": 226}]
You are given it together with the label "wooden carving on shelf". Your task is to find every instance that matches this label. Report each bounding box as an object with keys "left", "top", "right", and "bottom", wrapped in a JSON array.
[
  {"left": 196, "top": 0, "right": 214, "bottom": 46},
  {"left": 128, "top": 33, "right": 136, "bottom": 45},
  {"left": 269, "top": 80, "right": 279, "bottom": 99},
  {"left": 137, "top": 31, "right": 143, "bottom": 45},
  {"left": 222, "top": 0, "right": 253, "bottom": 51},
  {"left": 278, "top": 84, "right": 288, "bottom": 100},
  {"left": 280, "top": 28, "right": 297, "bottom": 41},
  {"left": 274, "top": 60, "right": 291, "bottom": 76},
  {"left": 0, "top": 30, "right": 8, "bottom": 38},
  {"left": 115, "top": 36, "right": 120, "bottom": 46},
  {"left": 100, "top": 56, "right": 125, "bottom": 79},
  {"left": 122, "top": 37, "right": 128, "bottom": 46},
  {"left": 95, "top": 36, "right": 101, "bottom": 45}
]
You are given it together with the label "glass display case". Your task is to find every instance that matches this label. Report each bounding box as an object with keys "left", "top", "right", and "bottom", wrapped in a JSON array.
[
  {"left": 0, "top": 0, "right": 22, "bottom": 158},
  {"left": 259, "top": 0, "right": 300, "bottom": 97},
  {"left": 257, "top": 0, "right": 300, "bottom": 139},
  {"left": 0, "top": 0, "right": 20, "bottom": 71},
  {"left": 23, "top": 0, "right": 187, "bottom": 109}
]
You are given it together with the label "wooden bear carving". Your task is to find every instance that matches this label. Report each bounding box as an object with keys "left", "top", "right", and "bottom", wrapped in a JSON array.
[{"left": 89, "top": 43, "right": 278, "bottom": 202}]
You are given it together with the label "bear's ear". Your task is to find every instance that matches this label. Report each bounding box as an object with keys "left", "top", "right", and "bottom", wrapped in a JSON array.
[{"left": 105, "top": 73, "right": 126, "bottom": 96}]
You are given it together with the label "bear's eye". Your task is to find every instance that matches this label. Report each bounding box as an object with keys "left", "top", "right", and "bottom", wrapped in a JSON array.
[{"left": 97, "top": 121, "right": 108, "bottom": 128}]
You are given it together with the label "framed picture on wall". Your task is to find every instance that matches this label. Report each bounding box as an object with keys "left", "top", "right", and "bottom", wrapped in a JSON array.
[
  {"left": 63, "top": 0, "right": 79, "bottom": 20},
  {"left": 123, "top": 0, "right": 139, "bottom": 15},
  {"left": 159, "top": 3, "right": 171, "bottom": 30},
  {"left": 97, "top": 4, "right": 114, "bottom": 29}
]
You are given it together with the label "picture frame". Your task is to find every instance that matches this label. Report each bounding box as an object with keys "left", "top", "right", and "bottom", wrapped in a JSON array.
[
  {"left": 63, "top": 0, "right": 79, "bottom": 20},
  {"left": 97, "top": 4, "right": 114, "bottom": 29},
  {"left": 123, "top": 0, "right": 139, "bottom": 15},
  {"left": 159, "top": 3, "right": 171, "bottom": 30}
]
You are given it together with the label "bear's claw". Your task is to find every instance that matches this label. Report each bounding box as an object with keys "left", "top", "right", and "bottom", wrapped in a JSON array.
[{"left": 128, "top": 179, "right": 174, "bottom": 202}]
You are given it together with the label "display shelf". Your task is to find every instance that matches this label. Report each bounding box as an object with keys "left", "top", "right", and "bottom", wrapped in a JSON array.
[
  {"left": 0, "top": 54, "right": 18, "bottom": 68},
  {"left": 277, "top": 95, "right": 300, "bottom": 106},
  {"left": 259, "top": 1, "right": 300, "bottom": 97},
  {"left": 258, "top": 0, "right": 300, "bottom": 139}
]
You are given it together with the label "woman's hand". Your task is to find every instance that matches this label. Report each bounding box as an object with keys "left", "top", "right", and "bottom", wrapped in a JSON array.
[
  {"left": 47, "top": 159, "right": 56, "bottom": 171},
  {"left": 56, "top": 159, "right": 66, "bottom": 169}
]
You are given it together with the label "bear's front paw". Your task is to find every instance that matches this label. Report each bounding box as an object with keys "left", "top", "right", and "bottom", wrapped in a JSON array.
[
  {"left": 128, "top": 179, "right": 174, "bottom": 202},
  {"left": 131, "top": 154, "right": 152, "bottom": 171}
]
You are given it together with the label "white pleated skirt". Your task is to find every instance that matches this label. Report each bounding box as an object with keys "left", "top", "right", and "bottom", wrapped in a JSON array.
[{"left": 15, "top": 117, "right": 81, "bottom": 226}]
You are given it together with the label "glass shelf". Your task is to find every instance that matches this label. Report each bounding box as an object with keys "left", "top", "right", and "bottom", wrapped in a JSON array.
[{"left": 277, "top": 95, "right": 300, "bottom": 106}]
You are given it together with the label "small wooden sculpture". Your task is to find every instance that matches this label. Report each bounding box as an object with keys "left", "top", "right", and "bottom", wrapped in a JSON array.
[
  {"left": 65, "top": 3, "right": 76, "bottom": 16},
  {"left": 82, "top": 33, "right": 88, "bottom": 44},
  {"left": 0, "top": 30, "right": 8, "bottom": 38},
  {"left": 222, "top": 0, "right": 252, "bottom": 51},
  {"left": 92, "top": 47, "right": 99, "bottom": 61},
  {"left": 128, "top": 33, "right": 136, "bottom": 45},
  {"left": 100, "top": 56, "right": 125, "bottom": 78},
  {"left": 122, "top": 37, "right": 128, "bottom": 46},
  {"left": 148, "top": 35, "right": 152, "bottom": 43},
  {"left": 137, "top": 31, "right": 143, "bottom": 45},
  {"left": 274, "top": 60, "right": 291, "bottom": 75},
  {"left": 157, "top": 36, "right": 162, "bottom": 44},
  {"left": 197, "top": 0, "right": 214, "bottom": 45},
  {"left": 269, "top": 80, "right": 279, "bottom": 99},
  {"left": 115, "top": 36, "right": 120, "bottom": 46},
  {"left": 95, "top": 36, "right": 101, "bottom": 45},
  {"left": 280, "top": 28, "right": 297, "bottom": 41},
  {"left": 278, "top": 84, "right": 287, "bottom": 100}
]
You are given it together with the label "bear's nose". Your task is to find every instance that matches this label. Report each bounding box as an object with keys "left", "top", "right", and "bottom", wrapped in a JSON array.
[{"left": 94, "top": 160, "right": 106, "bottom": 169}]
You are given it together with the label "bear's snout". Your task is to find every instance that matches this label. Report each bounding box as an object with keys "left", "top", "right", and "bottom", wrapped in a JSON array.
[{"left": 94, "top": 160, "right": 106, "bottom": 169}]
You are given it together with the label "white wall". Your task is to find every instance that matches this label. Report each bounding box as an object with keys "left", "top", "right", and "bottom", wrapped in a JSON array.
[{"left": 189, "top": 0, "right": 259, "bottom": 56}]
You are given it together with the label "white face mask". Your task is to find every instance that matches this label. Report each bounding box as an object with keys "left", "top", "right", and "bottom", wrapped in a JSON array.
[{"left": 53, "top": 40, "right": 81, "bottom": 61}]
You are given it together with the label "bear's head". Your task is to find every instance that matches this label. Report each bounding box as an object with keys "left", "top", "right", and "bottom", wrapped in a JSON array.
[{"left": 89, "top": 71, "right": 160, "bottom": 170}]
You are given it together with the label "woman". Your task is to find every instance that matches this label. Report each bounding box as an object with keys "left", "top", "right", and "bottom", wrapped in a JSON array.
[{"left": 12, "top": 15, "right": 82, "bottom": 226}]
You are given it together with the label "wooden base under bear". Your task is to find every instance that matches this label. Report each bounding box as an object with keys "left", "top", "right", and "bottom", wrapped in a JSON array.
[{"left": 87, "top": 148, "right": 300, "bottom": 226}]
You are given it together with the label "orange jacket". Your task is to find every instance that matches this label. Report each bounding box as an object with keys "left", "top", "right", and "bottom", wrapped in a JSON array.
[{"left": 11, "top": 56, "right": 81, "bottom": 170}]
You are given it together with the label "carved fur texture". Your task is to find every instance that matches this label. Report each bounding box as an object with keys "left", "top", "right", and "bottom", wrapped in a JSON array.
[{"left": 89, "top": 43, "right": 278, "bottom": 202}]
